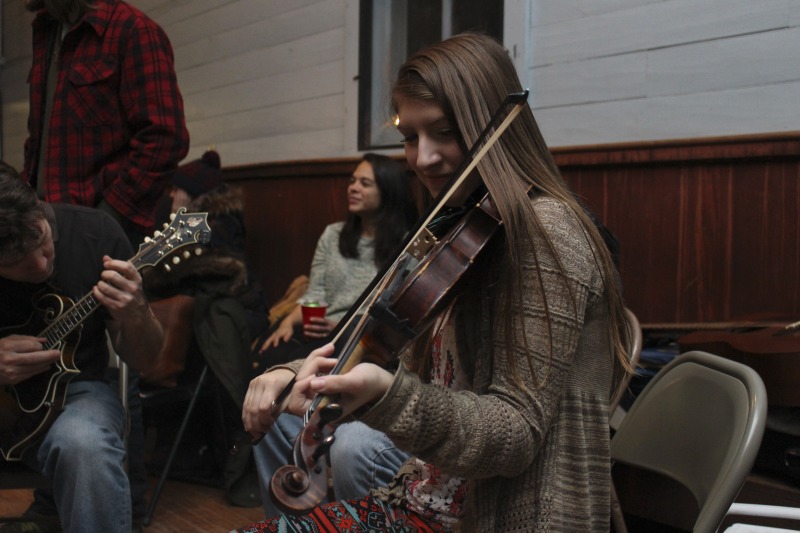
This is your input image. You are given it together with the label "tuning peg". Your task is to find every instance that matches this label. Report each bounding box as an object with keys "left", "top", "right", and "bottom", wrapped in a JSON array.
[
  {"left": 318, "top": 403, "right": 343, "bottom": 432},
  {"left": 153, "top": 231, "right": 162, "bottom": 238},
  {"left": 163, "top": 264, "right": 172, "bottom": 272},
  {"left": 311, "top": 435, "right": 336, "bottom": 466},
  {"left": 195, "top": 248, "right": 203, "bottom": 256},
  {"left": 182, "top": 251, "right": 191, "bottom": 259},
  {"left": 144, "top": 236, "right": 152, "bottom": 243},
  {"left": 172, "top": 256, "right": 181, "bottom": 265},
  {"left": 169, "top": 212, "right": 177, "bottom": 221},
  {"left": 162, "top": 222, "right": 169, "bottom": 230}
]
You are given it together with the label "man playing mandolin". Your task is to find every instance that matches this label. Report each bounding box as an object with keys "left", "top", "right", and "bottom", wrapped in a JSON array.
[{"left": 0, "top": 162, "right": 163, "bottom": 532}]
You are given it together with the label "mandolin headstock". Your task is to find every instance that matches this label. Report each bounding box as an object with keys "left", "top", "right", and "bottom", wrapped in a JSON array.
[{"left": 132, "top": 209, "right": 211, "bottom": 271}]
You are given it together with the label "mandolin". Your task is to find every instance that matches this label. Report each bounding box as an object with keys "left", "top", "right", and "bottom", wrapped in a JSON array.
[
  {"left": 678, "top": 320, "right": 800, "bottom": 407},
  {"left": 0, "top": 209, "right": 211, "bottom": 461}
]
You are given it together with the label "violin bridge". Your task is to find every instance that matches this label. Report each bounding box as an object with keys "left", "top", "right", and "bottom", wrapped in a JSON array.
[{"left": 410, "top": 228, "right": 437, "bottom": 259}]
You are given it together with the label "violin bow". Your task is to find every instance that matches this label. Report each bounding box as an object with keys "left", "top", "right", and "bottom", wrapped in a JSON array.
[
  {"left": 264, "top": 91, "right": 531, "bottom": 514},
  {"left": 269, "top": 89, "right": 530, "bottom": 422}
]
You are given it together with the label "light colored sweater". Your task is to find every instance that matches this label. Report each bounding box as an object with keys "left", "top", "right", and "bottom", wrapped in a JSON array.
[{"left": 302, "top": 222, "right": 377, "bottom": 324}]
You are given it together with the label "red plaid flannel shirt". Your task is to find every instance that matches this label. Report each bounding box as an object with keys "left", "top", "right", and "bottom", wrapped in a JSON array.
[{"left": 22, "top": 0, "right": 189, "bottom": 233}]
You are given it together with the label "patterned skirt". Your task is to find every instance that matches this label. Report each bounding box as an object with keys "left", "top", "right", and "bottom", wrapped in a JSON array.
[{"left": 230, "top": 496, "right": 448, "bottom": 533}]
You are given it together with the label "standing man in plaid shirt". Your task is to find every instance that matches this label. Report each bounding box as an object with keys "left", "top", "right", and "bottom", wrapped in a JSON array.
[{"left": 22, "top": 0, "right": 190, "bottom": 246}]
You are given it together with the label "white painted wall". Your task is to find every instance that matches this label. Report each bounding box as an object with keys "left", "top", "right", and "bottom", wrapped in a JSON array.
[
  {"left": 2, "top": 0, "right": 798, "bottom": 170},
  {"left": 523, "top": 0, "right": 800, "bottom": 146}
]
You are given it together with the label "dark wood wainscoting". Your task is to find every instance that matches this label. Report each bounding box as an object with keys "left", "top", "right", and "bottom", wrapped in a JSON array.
[
  {"left": 224, "top": 159, "right": 356, "bottom": 306},
  {"left": 556, "top": 133, "right": 800, "bottom": 325},
  {"left": 224, "top": 133, "right": 800, "bottom": 326}
]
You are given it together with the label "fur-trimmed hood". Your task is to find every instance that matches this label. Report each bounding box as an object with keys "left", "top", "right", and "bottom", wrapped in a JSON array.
[
  {"left": 143, "top": 184, "right": 249, "bottom": 299},
  {"left": 142, "top": 247, "right": 249, "bottom": 300}
]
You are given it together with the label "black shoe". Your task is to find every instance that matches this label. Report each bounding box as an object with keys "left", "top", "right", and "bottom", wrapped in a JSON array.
[
  {"left": 0, "top": 515, "right": 63, "bottom": 532},
  {"left": 226, "top": 471, "right": 262, "bottom": 508}
]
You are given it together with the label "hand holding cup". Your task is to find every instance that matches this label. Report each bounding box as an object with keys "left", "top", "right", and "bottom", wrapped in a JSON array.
[{"left": 300, "top": 299, "right": 332, "bottom": 339}]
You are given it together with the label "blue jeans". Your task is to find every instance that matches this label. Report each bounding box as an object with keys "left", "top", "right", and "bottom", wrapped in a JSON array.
[
  {"left": 254, "top": 415, "right": 409, "bottom": 518},
  {"left": 32, "top": 380, "right": 131, "bottom": 532}
]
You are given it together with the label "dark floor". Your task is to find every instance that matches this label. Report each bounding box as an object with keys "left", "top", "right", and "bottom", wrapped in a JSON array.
[{"left": 0, "top": 475, "right": 265, "bottom": 532}]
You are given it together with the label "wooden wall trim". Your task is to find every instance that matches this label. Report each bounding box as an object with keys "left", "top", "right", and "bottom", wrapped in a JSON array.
[
  {"left": 221, "top": 133, "right": 800, "bottom": 179},
  {"left": 555, "top": 133, "right": 800, "bottom": 325},
  {"left": 224, "top": 133, "right": 800, "bottom": 325},
  {"left": 223, "top": 158, "right": 362, "bottom": 181},
  {"left": 552, "top": 132, "right": 800, "bottom": 167}
]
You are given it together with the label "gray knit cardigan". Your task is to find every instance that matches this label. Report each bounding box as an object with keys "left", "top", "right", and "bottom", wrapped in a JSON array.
[{"left": 361, "top": 196, "right": 616, "bottom": 532}]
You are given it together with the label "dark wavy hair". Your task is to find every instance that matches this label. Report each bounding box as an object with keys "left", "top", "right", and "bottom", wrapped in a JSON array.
[
  {"left": 339, "top": 153, "right": 418, "bottom": 269},
  {"left": 0, "top": 162, "right": 47, "bottom": 263}
]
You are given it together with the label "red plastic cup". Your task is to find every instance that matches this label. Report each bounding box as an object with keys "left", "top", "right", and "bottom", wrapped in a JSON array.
[{"left": 300, "top": 300, "right": 328, "bottom": 330}]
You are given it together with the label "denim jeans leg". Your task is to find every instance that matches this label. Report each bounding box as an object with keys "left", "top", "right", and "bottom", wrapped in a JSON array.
[
  {"left": 253, "top": 414, "right": 305, "bottom": 518},
  {"left": 329, "top": 421, "right": 409, "bottom": 499},
  {"left": 36, "top": 380, "right": 131, "bottom": 533},
  {"left": 254, "top": 415, "right": 409, "bottom": 520}
]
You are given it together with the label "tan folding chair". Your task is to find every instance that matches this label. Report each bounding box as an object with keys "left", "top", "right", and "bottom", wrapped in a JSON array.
[{"left": 611, "top": 351, "right": 767, "bottom": 532}]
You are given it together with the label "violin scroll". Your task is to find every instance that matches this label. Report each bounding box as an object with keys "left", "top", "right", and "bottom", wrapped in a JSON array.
[
  {"left": 269, "top": 402, "right": 342, "bottom": 513},
  {"left": 270, "top": 463, "right": 327, "bottom": 514}
]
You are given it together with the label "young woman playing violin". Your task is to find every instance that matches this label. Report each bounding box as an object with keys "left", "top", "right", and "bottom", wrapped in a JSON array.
[{"left": 237, "top": 32, "right": 631, "bottom": 532}]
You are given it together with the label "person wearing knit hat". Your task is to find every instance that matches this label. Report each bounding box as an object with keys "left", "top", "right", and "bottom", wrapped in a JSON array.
[
  {"left": 170, "top": 149, "right": 223, "bottom": 212},
  {"left": 144, "top": 148, "right": 269, "bottom": 508},
  {"left": 149, "top": 145, "right": 268, "bottom": 364}
]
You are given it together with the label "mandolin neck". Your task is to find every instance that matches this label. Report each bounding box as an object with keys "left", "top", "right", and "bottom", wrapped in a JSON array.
[{"left": 39, "top": 292, "right": 99, "bottom": 350}]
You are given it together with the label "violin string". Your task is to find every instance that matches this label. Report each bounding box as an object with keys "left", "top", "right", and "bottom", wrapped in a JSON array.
[
  {"left": 287, "top": 92, "right": 530, "bottom": 422},
  {"left": 328, "top": 94, "right": 527, "bottom": 349},
  {"left": 301, "top": 252, "right": 411, "bottom": 419},
  {"left": 329, "top": 254, "right": 402, "bottom": 347}
]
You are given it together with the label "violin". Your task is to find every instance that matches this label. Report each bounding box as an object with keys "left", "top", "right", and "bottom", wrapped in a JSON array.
[{"left": 268, "top": 91, "right": 529, "bottom": 514}]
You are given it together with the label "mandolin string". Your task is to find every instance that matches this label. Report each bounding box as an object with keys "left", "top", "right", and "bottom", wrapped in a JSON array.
[
  {"left": 38, "top": 211, "right": 204, "bottom": 350},
  {"left": 37, "top": 230, "right": 159, "bottom": 348},
  {"left": 40, "top": 292, "right": 99, "bottom": 350}
]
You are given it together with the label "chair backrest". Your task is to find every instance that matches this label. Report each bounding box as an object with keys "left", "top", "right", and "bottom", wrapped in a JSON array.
[
  {"left": 610, "top": 350, "right": 767, "bottom": 533},
  {"left": 140, "top": 295, "right": 197, "bottom": 388},
  {"left": 267, "top": 275, "right": 309, "bottom": 327}
]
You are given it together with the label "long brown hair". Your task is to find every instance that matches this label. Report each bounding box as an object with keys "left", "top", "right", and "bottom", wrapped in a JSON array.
[{"left": 392, "top": 33, "right": 632, "bottom": 391}]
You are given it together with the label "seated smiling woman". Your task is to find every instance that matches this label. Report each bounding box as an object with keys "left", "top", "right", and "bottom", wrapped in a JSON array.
[{"left": 248, "top": 153, "right": 419, "bottom": 518}]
